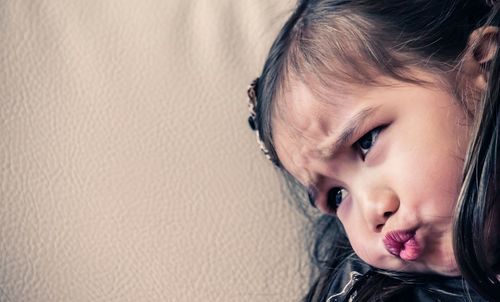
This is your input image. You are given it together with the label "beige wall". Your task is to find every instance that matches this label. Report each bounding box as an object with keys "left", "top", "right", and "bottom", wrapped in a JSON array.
[{"left": 0, "top": 1, "right": 310, "bottom": 301}]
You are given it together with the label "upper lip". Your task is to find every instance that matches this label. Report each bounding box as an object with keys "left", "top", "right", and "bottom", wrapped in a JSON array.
[{"left": 385, "top": 229, "right": 415, "bottom": 243}]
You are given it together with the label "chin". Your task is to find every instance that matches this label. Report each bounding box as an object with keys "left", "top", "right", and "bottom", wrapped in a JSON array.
[
  {"left": 436, "top": 267, "right": 461, "bottom": 276},
  {"left": 358, "top": 252, "right": 447, "bottom": 276},
  {"left": 428, "top": 258, "right": 460, "bottom": 276}
]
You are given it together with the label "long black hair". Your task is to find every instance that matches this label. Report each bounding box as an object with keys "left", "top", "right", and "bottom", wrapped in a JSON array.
[
  {"left": 454, "top": 4, "right": 500, "bottom": 300},
  {"left": 253, "top": 0, "right": 500, "bottom": 301}
]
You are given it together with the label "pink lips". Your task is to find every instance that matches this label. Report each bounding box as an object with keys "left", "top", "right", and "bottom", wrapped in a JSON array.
[{"left": 383, "top": 230, "right": 421, "bottom": 261}]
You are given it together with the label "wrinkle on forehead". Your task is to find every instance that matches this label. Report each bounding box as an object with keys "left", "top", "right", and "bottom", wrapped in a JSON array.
[
  {"left": 271, "top": 78, "right": 351, "bottom": 185},
  {"left": 273, "top": 78, "right": 345, "bottom": 138}
]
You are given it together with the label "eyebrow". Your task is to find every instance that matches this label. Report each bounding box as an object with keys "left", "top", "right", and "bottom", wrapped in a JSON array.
[{"left": 315, "top": 105, "right": 380, "bottom": 161}]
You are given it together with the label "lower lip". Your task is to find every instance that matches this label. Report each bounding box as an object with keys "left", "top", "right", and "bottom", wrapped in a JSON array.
[
  {"left": 399, "top": 237, "right": 421, "bottom": 261},
  {"left": 383, "top": 231, "right": 422, "bottom": 261}
]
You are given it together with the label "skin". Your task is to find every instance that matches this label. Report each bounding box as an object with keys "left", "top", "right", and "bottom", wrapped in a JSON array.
[{"left": 273, "top": 73, "right": 472, "bottom": 276}]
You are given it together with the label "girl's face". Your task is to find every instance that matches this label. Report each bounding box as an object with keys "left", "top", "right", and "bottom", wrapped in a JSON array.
[{"left": 273, "top": 74, "right": 470, "bottom": 276}]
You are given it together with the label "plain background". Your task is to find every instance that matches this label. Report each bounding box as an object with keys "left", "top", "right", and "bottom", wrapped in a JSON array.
[{"left": 0, "top": 0, "right": 312, "bottom": 301}]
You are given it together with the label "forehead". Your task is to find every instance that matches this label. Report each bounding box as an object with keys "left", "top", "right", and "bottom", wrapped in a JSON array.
[{"left": 272, "top": 80, "right": 358, "bottom": 183}]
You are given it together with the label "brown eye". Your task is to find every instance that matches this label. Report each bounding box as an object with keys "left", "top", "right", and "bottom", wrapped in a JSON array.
[{"left": 327, "top": 187, "right": 347, "bottom": 211}]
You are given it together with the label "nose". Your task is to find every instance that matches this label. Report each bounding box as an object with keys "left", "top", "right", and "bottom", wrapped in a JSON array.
[{"left": 357, "top": 186, "right": 400, "bottom": 232}]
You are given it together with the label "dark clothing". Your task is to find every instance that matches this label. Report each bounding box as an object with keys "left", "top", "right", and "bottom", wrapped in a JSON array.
[{"left": 325, "top": 255, "right": 488, "bottom": 302}]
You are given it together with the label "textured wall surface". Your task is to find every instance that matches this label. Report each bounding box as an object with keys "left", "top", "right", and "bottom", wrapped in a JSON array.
[{"left": 0, "top": 1, "right": 311, "bottom": 301}]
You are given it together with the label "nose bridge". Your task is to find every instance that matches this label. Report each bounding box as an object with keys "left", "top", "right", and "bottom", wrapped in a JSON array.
[{"left": 355, "top": 172, "right": 399, "bottom": 231}]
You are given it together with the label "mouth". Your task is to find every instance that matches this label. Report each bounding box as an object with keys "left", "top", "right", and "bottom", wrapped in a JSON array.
[{"left": 383, "top": 229, "right": 421, "bottom": 261}]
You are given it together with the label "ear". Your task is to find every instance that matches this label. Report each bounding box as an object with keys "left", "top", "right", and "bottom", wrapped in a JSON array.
[
  {"left": 463, "top": 26, "right": 499, "bottom": 90},
  {"left": 470, "top": 26, "right": 499, "bottom": 64}
]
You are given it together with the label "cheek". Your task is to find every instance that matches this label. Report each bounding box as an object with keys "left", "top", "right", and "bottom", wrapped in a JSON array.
[
  {"left": 393, "top": 128, "right": 465, "bottom": 215},
  {"left": 343, "top": 224, "right": 384, "bottom": 267},
  {"left": 338, "top": 208, "right": 382, "bottom": 266},
  {"left": 342, "top": 222, "right": 363, "bottom": 251},
  {"left": 410, "top": 155, "right": 463, "bottom": 214}
]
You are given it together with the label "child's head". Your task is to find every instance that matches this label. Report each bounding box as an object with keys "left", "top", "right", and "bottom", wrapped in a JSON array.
[{"left": 250, "top": 0, "right": 496, "bottom": 277}]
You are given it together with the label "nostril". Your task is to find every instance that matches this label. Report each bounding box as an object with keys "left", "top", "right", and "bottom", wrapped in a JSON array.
[
  {"left": 383, "top": 211, "right": 393, "bottom": 218},
  {"left": 376, "top": 223, "right": 384, "bottom": 231}
]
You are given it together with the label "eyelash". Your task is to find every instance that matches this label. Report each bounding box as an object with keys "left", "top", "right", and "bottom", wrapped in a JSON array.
[{"left": 324, "top": 126, "right": 386, "bottom": 213}]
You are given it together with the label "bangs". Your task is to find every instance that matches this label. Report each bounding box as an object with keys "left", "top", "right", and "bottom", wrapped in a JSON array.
[{"left": 276, "top": 12, "right": 435, "bottom": 104}]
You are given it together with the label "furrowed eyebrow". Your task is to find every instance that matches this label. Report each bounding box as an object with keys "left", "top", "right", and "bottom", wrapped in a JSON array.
[
  {"left": 304, "top": 106, "right": 380, "bottom": 208},
  {"left": 316, "top": 106, "right": 380, "bottom": 160}
]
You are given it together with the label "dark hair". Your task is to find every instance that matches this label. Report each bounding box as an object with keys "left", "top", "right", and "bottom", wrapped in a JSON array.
[
  {"left": 454, "top": 4, "right": 500, "bottom": 300},
  {"left": 253, "top": 0, "right": 500, "bottom": 301}
]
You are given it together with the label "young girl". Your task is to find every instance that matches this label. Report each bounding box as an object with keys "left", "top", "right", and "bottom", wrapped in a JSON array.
[{"left": 247, "top": 0, "right": 500, "bottom": 301}]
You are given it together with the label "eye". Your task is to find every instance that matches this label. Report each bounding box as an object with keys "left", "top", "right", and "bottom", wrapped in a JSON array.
[
  {"left": 326, "top": 187, "right": 348, "bottom": 212},
  {"left": 355, "top": 126, "right": 384, "bottom": 159}
]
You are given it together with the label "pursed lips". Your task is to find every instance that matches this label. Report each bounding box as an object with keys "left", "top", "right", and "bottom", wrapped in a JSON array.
[{"left": 383, "top": 229, "right": 422, "bottom": 261}]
